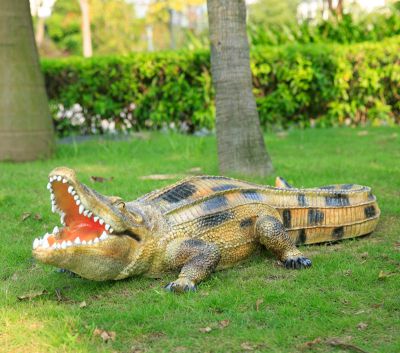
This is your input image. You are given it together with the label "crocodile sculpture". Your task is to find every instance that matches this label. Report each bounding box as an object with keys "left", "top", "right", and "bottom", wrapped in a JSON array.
[{"left": 32, "top": 167, "right": 380, "bottom": 291}]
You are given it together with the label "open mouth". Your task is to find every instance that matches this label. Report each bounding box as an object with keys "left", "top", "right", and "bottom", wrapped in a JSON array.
[{"left": 33, "top": 175, "right": 114, "bottom": 251}]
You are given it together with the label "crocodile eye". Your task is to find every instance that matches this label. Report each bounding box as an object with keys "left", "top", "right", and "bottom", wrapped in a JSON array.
[{"left": 116, "top": 201, "right": 125, "bottom": 210}]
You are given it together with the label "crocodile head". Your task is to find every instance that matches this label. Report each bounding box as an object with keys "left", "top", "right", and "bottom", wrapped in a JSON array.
[{"left": 32, "top": 167, "right": 148, "bottom": 281}]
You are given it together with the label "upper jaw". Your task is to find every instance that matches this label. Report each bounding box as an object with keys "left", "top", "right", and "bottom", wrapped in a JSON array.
[{"left": 32, "top": 167, "right": 127, "bottom": 253}]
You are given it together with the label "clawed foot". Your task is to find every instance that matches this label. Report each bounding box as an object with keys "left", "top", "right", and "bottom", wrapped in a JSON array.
[
  {"left": 164, "top": 277, "right": 197, "bottom": 293},
  {"left": 283, "top": 256, "right": 312, "bottom": 269}
]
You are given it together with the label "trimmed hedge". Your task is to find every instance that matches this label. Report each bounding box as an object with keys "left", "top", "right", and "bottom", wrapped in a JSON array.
[{"left": 42, "top": 37, "right": 400, "bottom": 136}]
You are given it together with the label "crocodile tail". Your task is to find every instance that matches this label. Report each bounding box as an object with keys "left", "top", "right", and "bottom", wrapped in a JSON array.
[
  {"left": 270, "top": 185, "right": 380, "bottom": 245},
  {"left": 275, "top": 177, "right": 293, "bottom": 188}
]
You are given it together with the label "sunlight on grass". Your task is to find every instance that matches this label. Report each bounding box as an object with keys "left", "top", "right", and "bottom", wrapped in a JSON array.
[{"left": 0, "top": 128, "right": 399, "bottom": 353}]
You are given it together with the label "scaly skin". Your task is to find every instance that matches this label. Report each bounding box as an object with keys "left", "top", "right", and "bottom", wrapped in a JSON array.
[{"left": 32, "top": 168, "right": 380, "bottom": 292}]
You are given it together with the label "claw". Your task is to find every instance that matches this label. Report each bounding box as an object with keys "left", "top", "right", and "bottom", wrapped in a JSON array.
[
  {"left": 284, "top": 256, "right": 312, "bottom": 269},
  {"left": 164, "top": 278, "right": 197, "bottom": 293}
]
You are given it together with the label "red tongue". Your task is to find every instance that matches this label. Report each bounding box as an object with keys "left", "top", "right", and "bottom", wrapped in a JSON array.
[{"left": 49, "top": 181, "right": 106, "bottom": 245}]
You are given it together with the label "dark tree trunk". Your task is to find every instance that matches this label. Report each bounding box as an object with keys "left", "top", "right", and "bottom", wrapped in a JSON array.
[
  {"left": 0, "top": 0, "right": 54, "bottom": 161},
  {"left": 207, "top": 0, "right": 274, "bottom": 177}
]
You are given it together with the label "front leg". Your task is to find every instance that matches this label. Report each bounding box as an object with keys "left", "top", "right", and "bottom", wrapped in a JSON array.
[{"left": 164, "top": 239, "right": 221, "bottom": 292}]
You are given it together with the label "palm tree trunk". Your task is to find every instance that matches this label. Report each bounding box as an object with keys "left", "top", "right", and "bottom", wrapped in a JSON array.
[
  {"left": 0, "top": 0, "right": 54, "bottom": 161},
  {"left": 207, "top": 0, "right": 274, "bottom": 176}
]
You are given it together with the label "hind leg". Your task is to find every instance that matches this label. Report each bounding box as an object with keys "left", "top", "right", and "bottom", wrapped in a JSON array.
[{"left": 256, "top": 215, "right": 312, "bottom": 269}]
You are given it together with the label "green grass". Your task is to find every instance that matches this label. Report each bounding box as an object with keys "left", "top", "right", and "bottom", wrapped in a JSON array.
[{"left": 1, "top": 128, "right": 399, "bottom": 353}]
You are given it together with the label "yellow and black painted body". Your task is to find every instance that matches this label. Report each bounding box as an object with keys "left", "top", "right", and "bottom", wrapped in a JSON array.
[{"left": 33, "top": 168, "right": 380, "bottom": 292}]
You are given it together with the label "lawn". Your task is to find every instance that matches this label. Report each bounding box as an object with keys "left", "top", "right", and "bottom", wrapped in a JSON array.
[{"left": 0, "top": 127, "right": 399, "bottom": 353}]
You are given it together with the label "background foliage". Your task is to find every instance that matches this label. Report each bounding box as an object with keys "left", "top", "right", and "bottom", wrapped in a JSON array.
[{"left": 42, "top": 36, "right": 400, "bottom": 136}]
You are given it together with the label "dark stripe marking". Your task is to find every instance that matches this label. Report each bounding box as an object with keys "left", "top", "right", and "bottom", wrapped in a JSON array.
[
  {"left": 159, "top": 182, "right": 197, "bottom": 203},
  {"left": 198, "top": 211, "right": 234, "bottom": 229},
  {"left": 242, "top": 189, "right": 263, "bottom": 201},
  {"left": 297, "top": 229, "right": 307, "bottom": 245},
  {"left": 211, "top": 184, "right": 238, "bottom": 192},
  {"left": 342, "top": 184, "right": 354, "bottom": 190},
  {"left": 282, "top": 209, "right": 291, "bottom": 228},
  {"left": 367, "top": 192, "right": 375, "bottom": 201},
  {"left": 308, "top": 209, "right": 324, "bottom": 225},
  {"left": 297, "top": 193, "right": 307, "bottom": 207},
  {"left": 332, "top": 226, "right": 344, "bottom": 238},
  {"left": 199, "top": 176, "right": 231, "bottom": 180},
  {"left": 240, "top": 217, "right": 254, "bottom": 228},
  {"left": 202, "top": 195, "right": 228, "bottom": 211},
  {"left": 319, "top": 185, "right": 336, "bottom": 190},
  {"left": 364, "top": 205, "right": 376, "bottom": 218},
  {"left": 325, "top": 193, "right": 350, "bottom": 206}
]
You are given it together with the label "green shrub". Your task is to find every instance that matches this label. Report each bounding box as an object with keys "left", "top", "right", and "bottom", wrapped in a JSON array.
[{"left": 42, "top": 37, "right": 400, "bottom": 136}]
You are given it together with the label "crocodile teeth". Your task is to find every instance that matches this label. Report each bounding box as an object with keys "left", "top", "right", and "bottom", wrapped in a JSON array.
[
  {"left": 109, "top": 228, "right": 113, "bottom": 234},
  {"left": 94, "top": 216, "right": 99, "bottom": 222},
  {"left": 60, "top": 214, "right": 65, "bottom": 225},
  {"left": 74, "top": 195, "right": 79, "bottom": 201},
  {"left": 62, "top": 178, "right": 68, "bottom": 183},
  {"left": 87, "top": 240, "right": 93, "bottom": 245},
  {"left": 79, "top": 205, "right": 84, "bottom": 214},
  {"left": 52, "top": 205, "right": 56, "bottom": 213},
  {"left": 83, "top": 209, "right": 89, "bottom": 217},
  {"left": 33, "top": 238, "right": 40, "bottom": 249},
  {"left": 100, "top": 232, "right": 108, "bottom": 240},
  {"left": 61, "top": 241, "right": 67, "bottom": 249},
  {"left": 57, "top": 176, "right": 62, "bottom": 182},
  {"left": 93, "top": 237, "right": 99, "bottom": 244},
  {"left": 66, "top": 240, "right": 73, "bottom": 247},
  {"left": 74, "top": 237, "right": 81, "bottom": 245},
  {"left": 82, "top": 240, "right": 87, "bottom": 245},
  {"left": 53, "top": 226, "right": 59, "bottom": 234},
  {"left": 44, "top": 233, "right": 50, "bottom": 240},
  {"left": 50, "top": 193, "right": 55, "bottom": 200},
  {"left": 42, "top": 238, "right": 49, "bottom": 248},
  {"left": 47, "top": 183, "right": 52, "bottom": 190},
  {"left": 105, "top": 224, "right": 110, "bottom": 231},
  {"left": 99, "top": 219, "right": 104, "bottom": 225},
  {"left": 68, "top": 186, "right": 74, "bottom": 194},
  {"left": 76, "top": 199, "right": 81, "bottom": 206}
]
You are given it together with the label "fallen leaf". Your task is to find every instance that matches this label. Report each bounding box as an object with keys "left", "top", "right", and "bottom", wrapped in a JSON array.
[
  {"left": 131, "top": 349, "right": 144, "bottom": 353},
  {"left": 187, "top": 167, "right": 202, "bottom": 174},
  {"left": 93, "top": 328, "right": 116, "bottom": 343},
  {"left": 218, "top": 320, "right": 230, "bottom": 329},
  {"left": 79, "top": 301, "right": 87, "bottom": 308},
  {"left": 276, "top": 131, "right": 288, "bottom": 138},
  {"left": 343, "top": 269, "right": 352, "bottom": 276},
  {"left": 357, "top": 322, "right": 368, "bottom": 331},
  {"left": 357, "top": 130, "right": 368, "bottom": 136},
  {"left": 55, "top": 287, "right": 72, "bottom": 303},
  {"left": 139, "top": 174, "right": 182, "bottom": 181},
  {"left": 300, "top": 337, "right": 322, "bottom": 349},
  {"left": 17, "top": 289, "right": 48, "bottom": 301},
  {"left": 199, "top": 326, "right": 212, "bottom": 333},
  {"left": 90, "top": 176, "right": 114, "bottom": 183},
  {"left": 326, "top": 337, "right": 369, "bottom": 353},
  {"left": 21, "top": 212, "right": 31, "bottom": 221},
  {"left": 240, "top": 342, "right": 254, "bottom": 351},
  {"left": 255, "top": 298, "right": 264, "bottom": 311},
  {"left": 378, "top": 270, "right": 397, "bottom": 280}
]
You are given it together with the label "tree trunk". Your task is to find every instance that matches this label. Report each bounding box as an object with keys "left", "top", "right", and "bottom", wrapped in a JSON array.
[
  {"left": 207, "top": 0, "right": 274, "bottom": 176},
  {"left": 79, "top": 0, "right": 93, "bottom": 57},
  {"left": 0, "top": 0, "right": 54, "bottom": 161}
]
